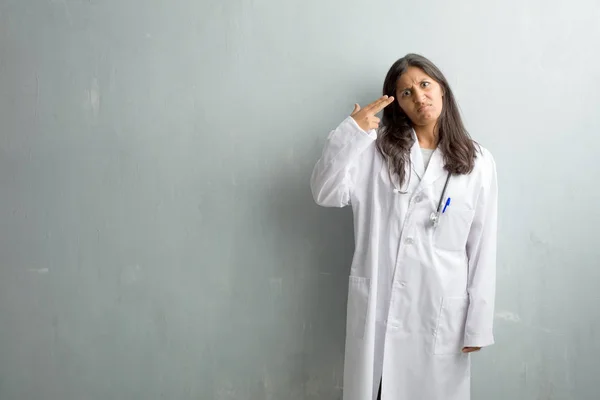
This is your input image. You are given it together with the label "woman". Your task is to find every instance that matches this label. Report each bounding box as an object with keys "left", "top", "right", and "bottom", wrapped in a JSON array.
[{"left": 310, "top": 54, "right": 497, "bottom": 400}]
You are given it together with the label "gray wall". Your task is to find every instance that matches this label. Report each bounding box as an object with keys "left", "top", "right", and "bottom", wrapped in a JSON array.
[{"left": 1, "top": 0, "right": 599, "bottom": 399}]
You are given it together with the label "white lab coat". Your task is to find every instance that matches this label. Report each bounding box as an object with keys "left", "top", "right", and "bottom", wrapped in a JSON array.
[{"left": 310, "top": 116, "right": 497, "bottom": 400}]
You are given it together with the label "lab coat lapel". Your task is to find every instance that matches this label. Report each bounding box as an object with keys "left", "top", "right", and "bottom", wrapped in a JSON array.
[
  {"left": 409, "top": 128, "right": 446, "bottom": 188},
  {"left": 409, "top": 129, "right": 425, "bottom": 180},
  {"left": 420, "top": 148, "right": 446, "bottom": 187}
]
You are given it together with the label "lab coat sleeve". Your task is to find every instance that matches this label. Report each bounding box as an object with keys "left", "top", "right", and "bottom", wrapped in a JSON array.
[
  {"left": 463, "top": 149, "right": 498, "bottom": 348},
  {"left": 310, "top": 116, "right": 377, "bottom": 207}
]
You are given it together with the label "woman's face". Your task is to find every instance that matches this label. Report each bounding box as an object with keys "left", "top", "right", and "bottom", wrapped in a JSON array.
[{"left": 395, "top": 66, "right": 444, "bottom": 128}]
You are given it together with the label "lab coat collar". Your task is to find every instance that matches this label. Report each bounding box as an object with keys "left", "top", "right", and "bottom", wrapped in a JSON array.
[
  {"left": 409, "top": 129, "right": 425, "bottom": 180},
  {"left": 410, "top": 128, "right": 447, "bottom": 187}
]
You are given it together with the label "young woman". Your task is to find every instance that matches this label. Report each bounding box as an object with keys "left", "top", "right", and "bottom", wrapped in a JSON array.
[{"left": 310, "top": 54, "right": 498, "bottom": 400}]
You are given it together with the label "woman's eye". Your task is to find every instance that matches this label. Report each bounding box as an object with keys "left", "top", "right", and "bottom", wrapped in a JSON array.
[
  {"left": 402, "top": 90, "right": 411, "bottom": 97},
  {"left": 421, "top": 82, "right": 430, "bottom": 88}
]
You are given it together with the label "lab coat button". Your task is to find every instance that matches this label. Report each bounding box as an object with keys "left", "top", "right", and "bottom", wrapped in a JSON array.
[
  {"left": 404, "top": 237, "right": 414, "bottom": 245},
  {"left": 414, "top": 194, "right": 424, "bottom": 203},
  {"left": 388, "top": 320, "right": 401, "bottom": 328}
]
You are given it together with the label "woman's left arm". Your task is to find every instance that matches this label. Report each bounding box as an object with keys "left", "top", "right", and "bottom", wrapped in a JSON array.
[{"left": 463, "top": 149, "right": 498, "bottom": 351}]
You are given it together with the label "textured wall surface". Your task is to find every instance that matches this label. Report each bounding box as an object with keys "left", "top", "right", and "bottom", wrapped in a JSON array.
[{"left": 1, "top": 0, "right": 599, "bottom": 399}]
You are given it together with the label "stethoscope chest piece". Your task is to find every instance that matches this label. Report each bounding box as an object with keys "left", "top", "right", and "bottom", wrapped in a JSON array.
[
  {"left": 430, "top": 171, "right": 452, "bottom": 228},
  {"left": 430, "top": 211, "right": 440, "bottom": 227}
]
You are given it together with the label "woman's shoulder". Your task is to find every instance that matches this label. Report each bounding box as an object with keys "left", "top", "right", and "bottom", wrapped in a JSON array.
[
  {"left": 474, "top": 142, "right": 496, "bottom": 167},
  {"left": 472, "top": 142, "right": 497, "bottom": 182}
]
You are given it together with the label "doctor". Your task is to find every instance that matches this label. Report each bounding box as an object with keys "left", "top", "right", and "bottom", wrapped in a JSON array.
[{"left": 310, "top": 53, "right": 497, "bottom": 400}]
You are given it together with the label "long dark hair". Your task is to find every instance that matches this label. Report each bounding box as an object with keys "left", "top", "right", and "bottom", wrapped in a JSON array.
[{"left": 377, "top": 53, "right": 477, "bottom": 186}]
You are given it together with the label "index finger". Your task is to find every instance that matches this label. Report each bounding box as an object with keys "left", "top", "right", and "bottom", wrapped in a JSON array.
[
  {"left": 368, "top": 96, "right": 395, "bottom": 114},
  {"left": 363, "top": 96, "right": 389, "bottom": 112}
]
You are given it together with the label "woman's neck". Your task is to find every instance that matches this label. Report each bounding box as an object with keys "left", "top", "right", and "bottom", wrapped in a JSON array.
[{"left": 414, "top": 124, "right": 438, "bottom": 149}]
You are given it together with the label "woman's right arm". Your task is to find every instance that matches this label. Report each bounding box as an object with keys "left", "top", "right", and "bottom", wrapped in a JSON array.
[{"left": 310, "top": 96, "right": 394, "bottom": 208}]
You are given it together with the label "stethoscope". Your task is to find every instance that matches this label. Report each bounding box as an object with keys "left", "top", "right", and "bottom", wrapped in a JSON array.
[
  {"left": 390, "top": 162, "right": 452, "bottom": 227},
  {"left": 429, "top": 171, "right": 452, "bottom": 227}
]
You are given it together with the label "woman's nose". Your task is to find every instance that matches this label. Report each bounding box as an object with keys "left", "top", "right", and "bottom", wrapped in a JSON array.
[{"left": 412, "top": 89, "right": 426, "bottom": 104}]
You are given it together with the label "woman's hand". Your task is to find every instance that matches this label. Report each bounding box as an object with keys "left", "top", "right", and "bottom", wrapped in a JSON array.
[
  {"left": 462, "top": 347, "right": 482, "bottom": 353},
  {"left": 350, "top": 95, "right": 395, "bottom": 132}
]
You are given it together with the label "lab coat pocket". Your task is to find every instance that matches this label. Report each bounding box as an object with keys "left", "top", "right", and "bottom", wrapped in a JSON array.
[
  {"left": 433, "top": 207, "right": 475, "bottom": 251},
  {"left": 434, "top": 296, "right": 469, "bottom": 355},
  {"left": 346, "top": 276, "right": 371, "bottom": 339}
]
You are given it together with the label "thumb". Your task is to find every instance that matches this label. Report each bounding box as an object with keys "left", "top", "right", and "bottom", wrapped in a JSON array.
[{"left": 351, "top": 103, "right": 360, "bottom": 115}]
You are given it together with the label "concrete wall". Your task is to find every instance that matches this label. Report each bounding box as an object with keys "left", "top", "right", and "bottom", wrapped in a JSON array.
[{"left": 1, "top": 0, "right": 599, "bottom": 398}]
